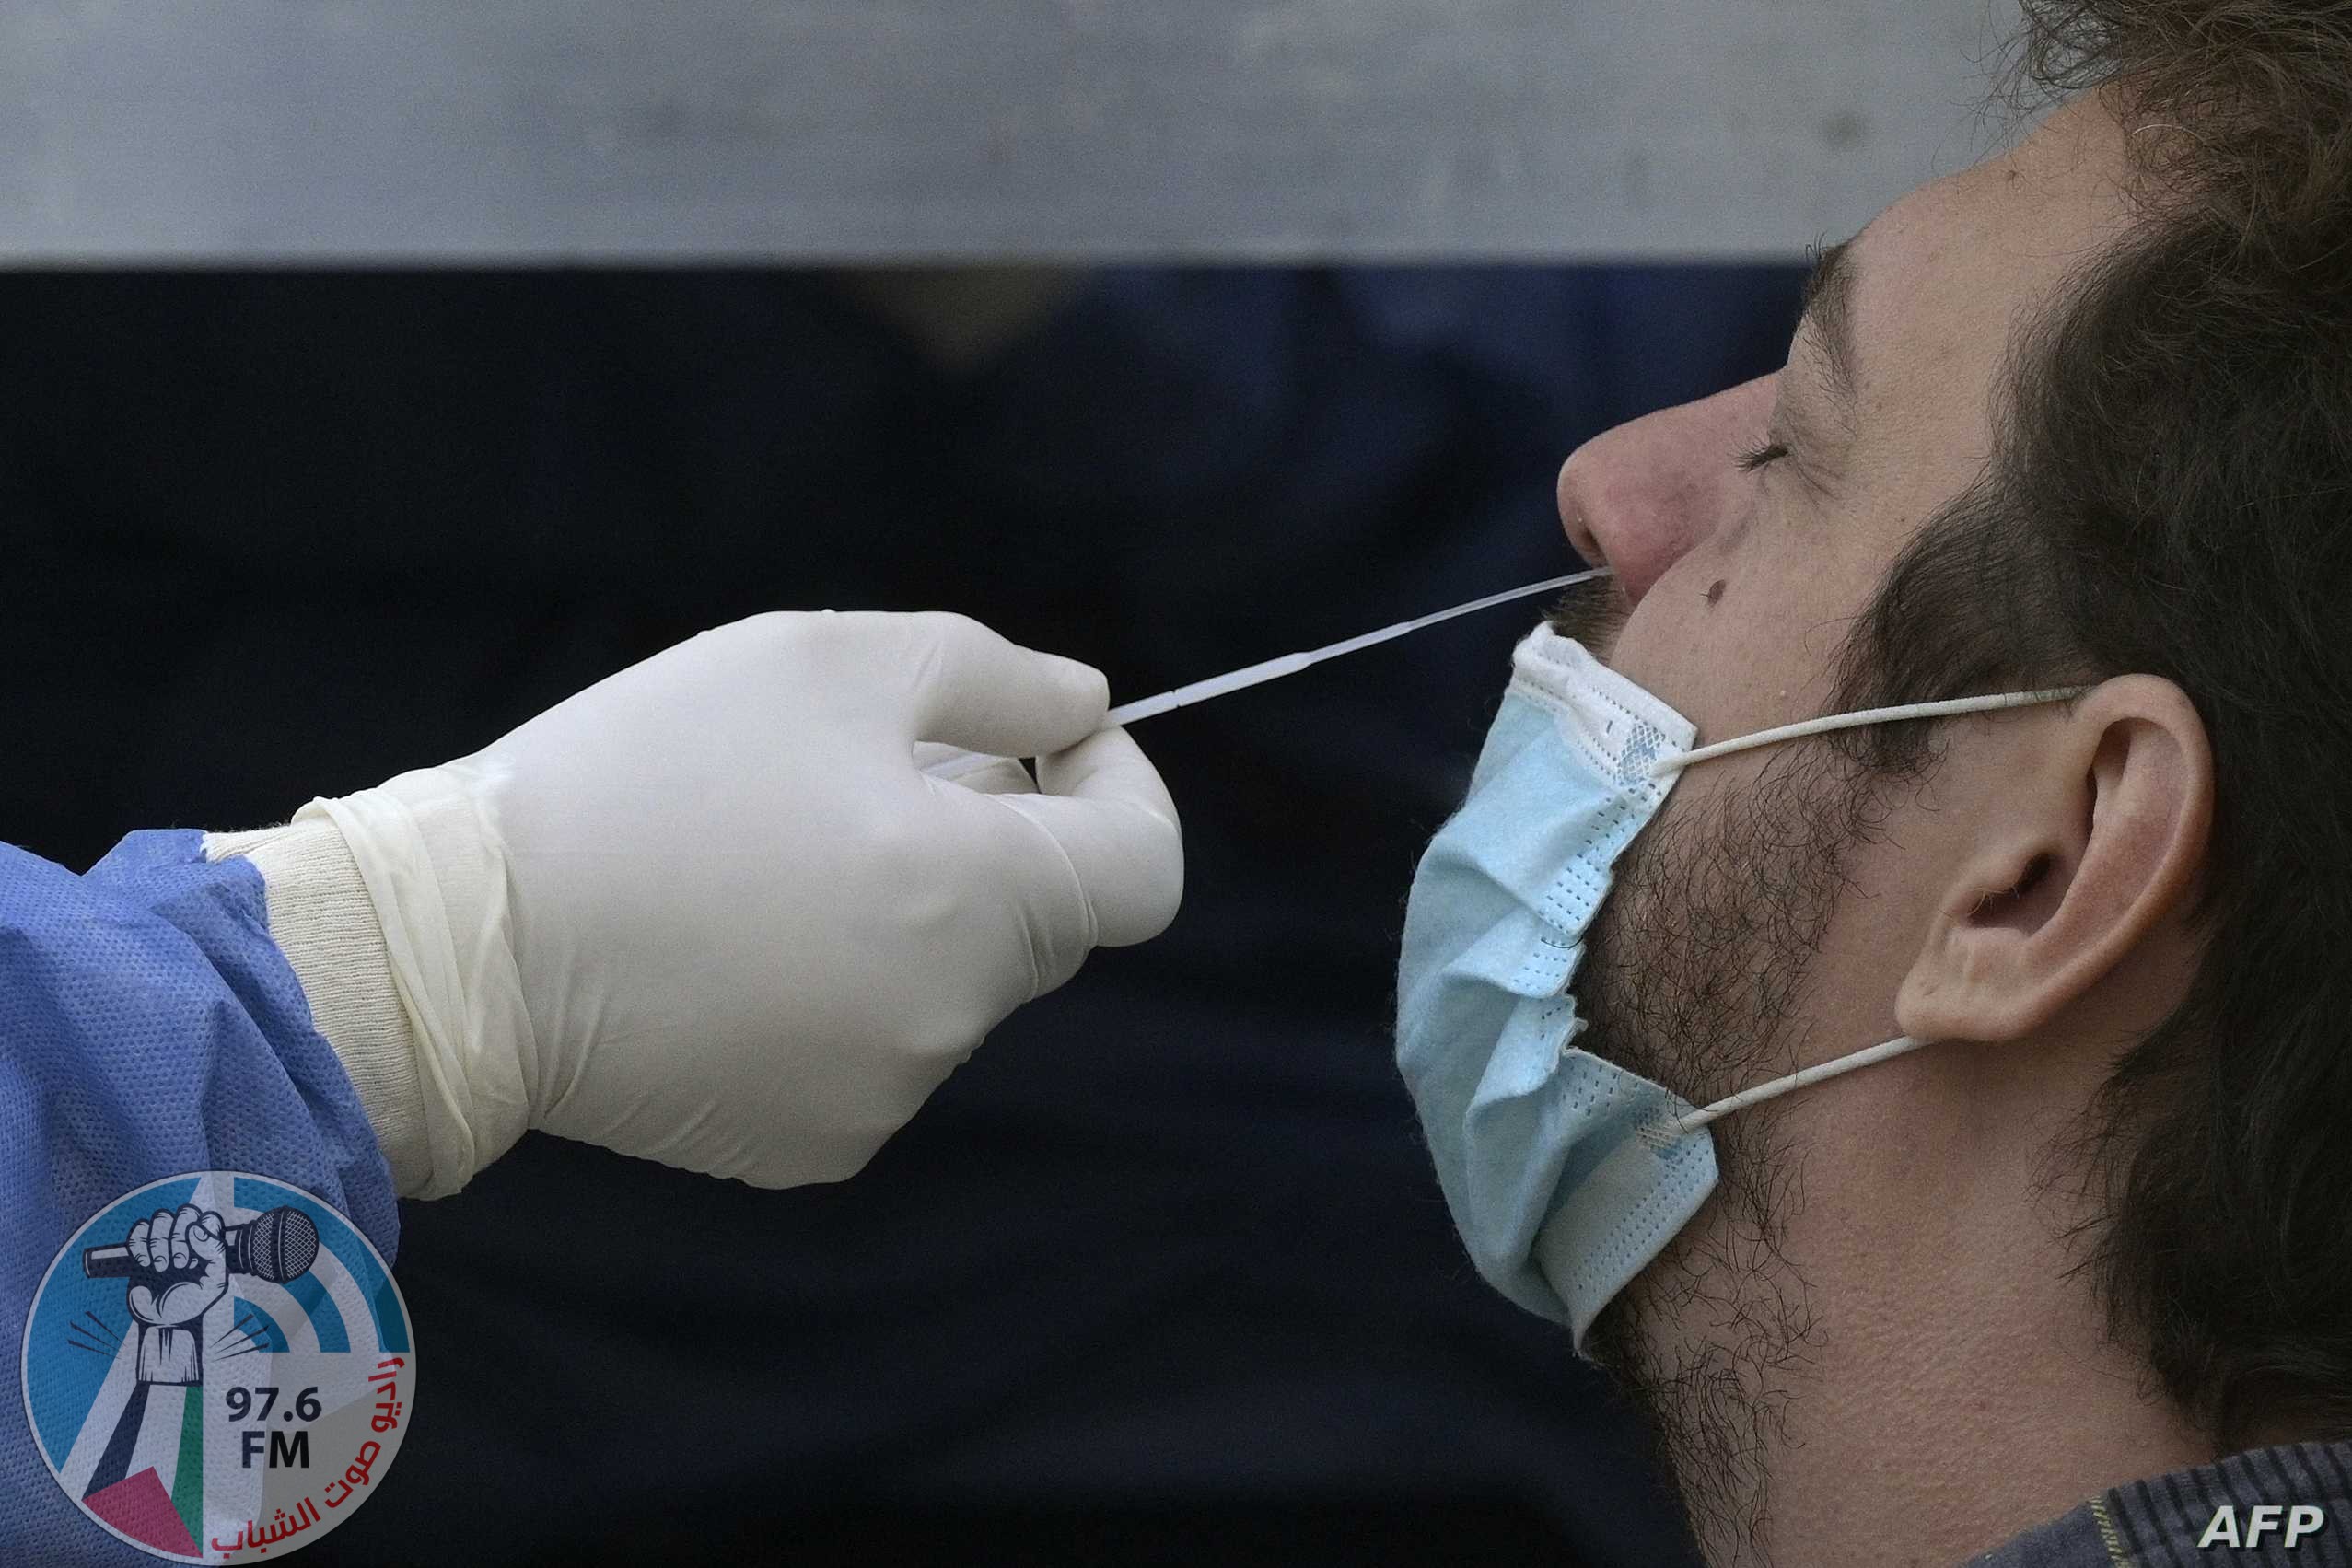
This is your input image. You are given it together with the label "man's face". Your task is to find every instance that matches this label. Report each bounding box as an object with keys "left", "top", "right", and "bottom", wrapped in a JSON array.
[
  {"left": 1562, "top": 93, "right": 2132, "bottom": 747},
  {"left": 1549, "top": 93, "right": 2138, "bottom": 1558}
]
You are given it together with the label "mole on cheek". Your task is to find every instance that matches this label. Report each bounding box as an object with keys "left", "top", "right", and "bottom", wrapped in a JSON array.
[{"left": 1705, "top": 578, "right": 1727, "bottom": 606}]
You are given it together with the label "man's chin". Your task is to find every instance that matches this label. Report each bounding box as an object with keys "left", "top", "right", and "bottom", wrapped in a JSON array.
[
  {"left": 1583, "top": 1262, "right": 1679, "bottom": 1461},
  {"left": 1578, "top": 1191, "right": 1811, "bottom": 1568}
]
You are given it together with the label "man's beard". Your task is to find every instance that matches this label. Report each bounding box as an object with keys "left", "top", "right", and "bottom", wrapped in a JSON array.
[{"left": 1574, "top": 732, "right": 1885, "bottom": 1567}]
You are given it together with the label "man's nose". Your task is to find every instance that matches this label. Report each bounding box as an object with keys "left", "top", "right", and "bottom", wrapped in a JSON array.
[{"left": 1556, "top": 374, "right": 1780, "bottom": 605}]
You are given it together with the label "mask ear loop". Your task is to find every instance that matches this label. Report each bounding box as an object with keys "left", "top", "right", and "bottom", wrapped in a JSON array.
[
  {"left": 1648, "top": 679, "right": 2092, "bottom": 1136},
  {"left": 1671, "top": 1034, "right": 1932, "bottom": 1133},
  {"left": 1648, "top": 686, "right": 2090, "bottom": 779}
]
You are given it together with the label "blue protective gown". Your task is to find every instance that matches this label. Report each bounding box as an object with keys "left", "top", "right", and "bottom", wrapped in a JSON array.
[{"left": 1, "top": 830, "right": 394, "bottom": 1561}]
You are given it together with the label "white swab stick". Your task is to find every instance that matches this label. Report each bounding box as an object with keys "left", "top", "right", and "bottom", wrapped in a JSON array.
[{"left": 1104, "top": 567, "right": 1610, "bottom": 726}]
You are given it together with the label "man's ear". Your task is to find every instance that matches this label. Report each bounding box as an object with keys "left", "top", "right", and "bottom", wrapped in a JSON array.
[{"left": 1896, "top": 675, "right": 2212, "bottom": 1042}]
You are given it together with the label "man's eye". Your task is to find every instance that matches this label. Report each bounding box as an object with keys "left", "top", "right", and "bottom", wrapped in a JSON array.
[{"left": 1734, "top": 440, "right": 1789, "bottom": 473}]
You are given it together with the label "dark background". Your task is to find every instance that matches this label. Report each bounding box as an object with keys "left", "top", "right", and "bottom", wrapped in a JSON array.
[{"left": 0, "top": 263, "right": 1800, "bottom": 1565}]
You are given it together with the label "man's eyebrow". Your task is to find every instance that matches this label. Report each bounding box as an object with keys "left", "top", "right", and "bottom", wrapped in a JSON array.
[{"left": 1794, "top": 233, "right": 1862, "bottom": 419}]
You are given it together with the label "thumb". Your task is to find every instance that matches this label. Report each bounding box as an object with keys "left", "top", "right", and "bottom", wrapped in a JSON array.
[
  {"left": 994, "top": 726, "right": 1184, "bottom": 950},
  {"left": 189, "top": 1214, "right": 226, "bottom": 1276}
]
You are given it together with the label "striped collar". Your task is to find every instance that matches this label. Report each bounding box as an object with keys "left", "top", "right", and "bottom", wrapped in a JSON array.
[{"left": 1971, "top": 1442, "right": 2352, "bottom": 1567}]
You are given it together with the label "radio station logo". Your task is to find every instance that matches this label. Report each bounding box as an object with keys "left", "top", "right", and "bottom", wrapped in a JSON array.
[{"left": 20, "top": 1172, "right": 414, "bottom": 1562}]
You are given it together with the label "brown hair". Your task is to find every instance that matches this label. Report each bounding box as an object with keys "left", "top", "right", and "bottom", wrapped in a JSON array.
[{"left": 1829, "top": 1, "right": 2352, "bottom": 1448}]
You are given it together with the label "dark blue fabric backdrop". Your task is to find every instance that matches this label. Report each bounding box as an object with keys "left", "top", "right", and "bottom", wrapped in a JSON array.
[{"left": 0, "top": 263, "right": 1802, "bottom": 1566}]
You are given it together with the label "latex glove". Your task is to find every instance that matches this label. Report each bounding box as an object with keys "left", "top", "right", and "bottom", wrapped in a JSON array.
[{"left": 305, "top": 610, "right": 1183, "bottom": 1193}]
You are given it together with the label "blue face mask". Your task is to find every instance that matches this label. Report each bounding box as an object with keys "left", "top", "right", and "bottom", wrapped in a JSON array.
[{"left": 1395, "top": 623, "right": 2082, "bottom": 1352}]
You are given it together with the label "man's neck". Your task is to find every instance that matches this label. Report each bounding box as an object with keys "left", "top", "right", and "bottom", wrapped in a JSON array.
[
  {"left": 1750, "top": 1272, "right": 2210, "bottom": 1566},
  {"left": 1669, "top": 1131, "right": 2214, "bottom": 1568}
]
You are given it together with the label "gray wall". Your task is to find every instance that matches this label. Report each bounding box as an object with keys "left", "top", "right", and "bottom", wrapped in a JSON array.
[{"left": 0, "top": 0, "right": 2021, "bottom": 263}]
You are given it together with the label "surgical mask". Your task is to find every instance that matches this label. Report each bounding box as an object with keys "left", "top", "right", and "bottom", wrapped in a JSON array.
[{"left": 1394, "top": 620, "right": 2084, "bottom": 1351}]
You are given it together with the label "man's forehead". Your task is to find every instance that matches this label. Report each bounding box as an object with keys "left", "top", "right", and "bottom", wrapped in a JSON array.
[
  {"left": 1821, "top": 99, "right": 2136, "bottom": 444},
  {"left": 1864, "top": 101, "right": 2135, "bottom": 340}
]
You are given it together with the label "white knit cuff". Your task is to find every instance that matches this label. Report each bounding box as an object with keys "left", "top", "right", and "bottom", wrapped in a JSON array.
[
  {"left": 298, "top": 767, "right": 537, "bottom": 1201},
  {"left": 204, "top": 819, "right": 434, "bottom": 1197}
]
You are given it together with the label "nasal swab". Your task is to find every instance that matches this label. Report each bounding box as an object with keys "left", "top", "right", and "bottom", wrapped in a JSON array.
[{"left": 1104, "top": 567, "right": 1611, "bottom": 726}]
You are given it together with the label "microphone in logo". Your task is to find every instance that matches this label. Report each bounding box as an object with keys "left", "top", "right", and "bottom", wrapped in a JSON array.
[{"left": 81, "top": 1205, "right": 320, "bottom": 1284}]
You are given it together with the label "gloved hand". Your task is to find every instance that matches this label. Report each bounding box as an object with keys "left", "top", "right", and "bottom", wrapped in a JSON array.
[{"left": 299, "top": 610, "right": 1183, "bottom": 1194}]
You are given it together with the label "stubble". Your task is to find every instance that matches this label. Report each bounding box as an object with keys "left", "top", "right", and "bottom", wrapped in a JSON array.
[{"left": 1576, "top": 735, "right": 1886, "bottom": 1567}]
